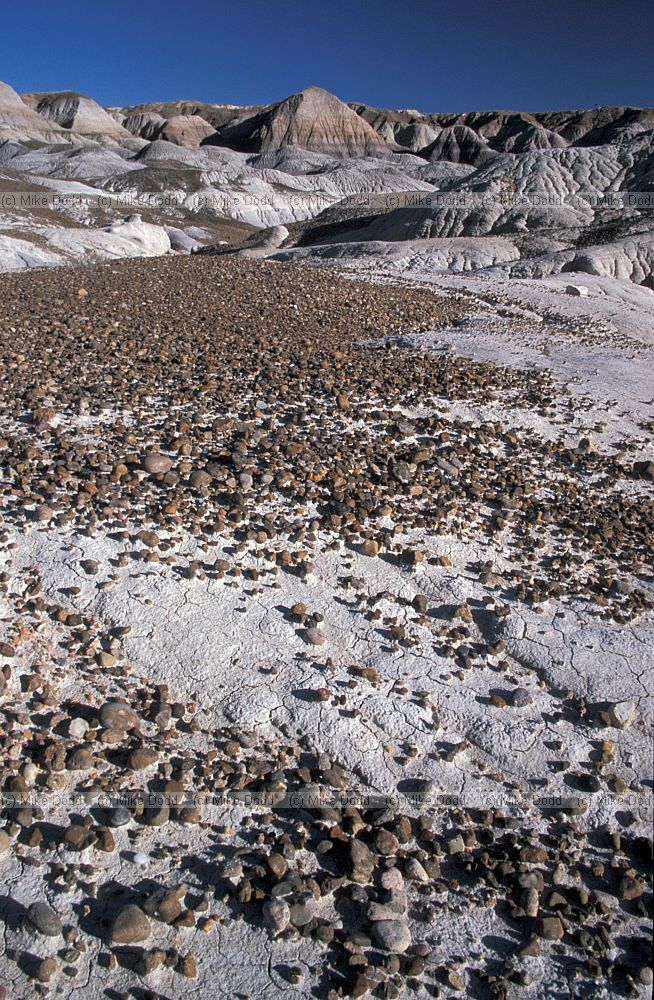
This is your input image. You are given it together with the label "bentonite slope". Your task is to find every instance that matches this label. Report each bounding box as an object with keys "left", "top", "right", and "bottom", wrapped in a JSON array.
[
  {"left": 21, "top": 90, "right": 137, "bottom": 144},
  {"left": 0, "top": 254, "right": 652, "bottom": 998},
  {"left": 214, "top": 86, "right": 391, "bottom": 156},
  {"left": 0, "top": 80, "right": 70, "bottom": 144}
]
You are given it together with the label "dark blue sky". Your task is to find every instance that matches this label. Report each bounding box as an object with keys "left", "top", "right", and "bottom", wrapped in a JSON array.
[{"left": 1, "top": 0, "right": 651, "bottom": 112}]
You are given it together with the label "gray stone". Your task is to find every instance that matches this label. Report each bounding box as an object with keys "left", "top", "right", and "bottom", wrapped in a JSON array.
[
  {"left": 537, "top": 916, "right": 564, "bottom": 940},
  {"left": 609, "top": 701, "right": 636, "bottom": 730},
  {"left": 371, "top": 919, "right": 411, "bottom": 953},
  {"left": 522, "top": 887, "right": 540, "bottom": 917},
  {"left": 289, "top": 893, "right": 317, "bottom": 927},
  {"left": 304, "top": 627, "right": 326, "bottom": 646},
  {"left": 262, "top": 899, "right": 290, "bottom": 934},
  {"left": 445, "top": 835, "right": 465, "bottom": 855},
  {"left": 143, "top": 453, "right": 173, "bottom": 474},
  {"left": 350, "top": 839, "right": 375, "bottom": 882},
  {"left": 368, "top": 902, "right": 406, "bottom": 922},
  {"left": 68, "top": 717, "right": 89, "bottom": 739},
  {"left": 381, "top": 868, "right": 404, "bottom": 891},
  {"left": 510, "top": 687, "right": 532, "bottom": 707},
  {"left": 404, "top": 858, "right": 429, "bottom": 882},
  {"left": 27, "top": 901, "right": 62, "bottom": 937},
  {"left": 108, "top": 806, "right": 131, "bottom": 827}
]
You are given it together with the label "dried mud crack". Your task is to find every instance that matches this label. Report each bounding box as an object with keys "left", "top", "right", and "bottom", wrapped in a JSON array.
[{"left": 0, "top": 255, "right": 651, "bottom": 999}]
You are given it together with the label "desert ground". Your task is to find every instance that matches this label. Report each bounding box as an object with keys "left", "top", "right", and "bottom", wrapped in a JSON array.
[
  {"left": 0, "top": 254, "right": 650, "bottom": 999},
  {"left": 0, "top": 79, "right": 652, "bottom": 999}
]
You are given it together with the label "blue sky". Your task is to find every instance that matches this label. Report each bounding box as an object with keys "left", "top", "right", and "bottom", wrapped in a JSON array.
[{"left": 0, "top": 0, "right": 651, "bottom": 112}]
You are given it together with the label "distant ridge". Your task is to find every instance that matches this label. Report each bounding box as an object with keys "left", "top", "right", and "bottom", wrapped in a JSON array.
[{"left": 2, "top": 77, "right": 650, "bottom": 156}]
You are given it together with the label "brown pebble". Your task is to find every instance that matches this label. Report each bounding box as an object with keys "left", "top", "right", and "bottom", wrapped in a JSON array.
[
  {"left": 177, "top": 954, "right": 197, "bottom": 978},
  {"left": 129, "top": 749, "right": 159, "bottom": 770},
  {"left": 35, "top": 957, "right": 58, "bottom": 983},
  {"left": 537, "top": 916, "right": 565, "bottom": 940}
]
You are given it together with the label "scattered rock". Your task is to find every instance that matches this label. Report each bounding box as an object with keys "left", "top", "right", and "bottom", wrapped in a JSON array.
[
  {"left": 177, "top": 954, "right": 197, "bottom": 978},
  {"left": 608, "top": 701, "right": 637, "bottom": 730},
  {"left": 619, "top": 875, "right": 644, "bottom": 900},
  {"left": 445, "top": 835, "right": 465, "bottom": 855},
  {"left": 129, "top": 748, "right": 159, "bottom": 769},
  {"left": 304, "top": 627, "right": 326, "bottom": 646},
  {"left": 145, "top": 886, "right": 186, "bottom": 923},
  {"left": 510, "top": 687, "right": 532, "bottom": 707},
  {"left": 375, "top": 829, "right": 399, "bottom": 856},
  {"left": 108, "top": 806, "right": 131, "bottom": 828},
  {"left": 350, "top": 839, "right": 375, "bottom": 882},
  {"left": 64, "top": 825, "right": 91, "bottom": 851},
  {"left": 68, "top": 718, "right": 89, "bottom": 739}
]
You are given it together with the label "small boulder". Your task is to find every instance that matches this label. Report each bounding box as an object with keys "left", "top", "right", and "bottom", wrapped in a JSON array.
[
  {"left": 537, "top": 916, "right": 565, "bottom": 940},
  {"left": 129, "top": 748, "right": 159, "bottom": 770},
  {"left": 143, "top": 453, "right": 173, "bottom": 474},
  {"left": 35, "top": 957, "right": 58, "bottom": 983},
  {"left": 608, "top": 701, "right": 636, "bottom": 730},
  {"left": 262, "top": 898, "right": 290, "bottom": 934},
  {"left": 27, "top": 901, "right": 62, "bottom": 937},
  {"left": 371, "top": 919, "right": 411, "bottom": 953},
  {"left": 99, "top": 701, "right": 139, "bottom": 732},
  {"left": 110, "top": 904, "right": 151, "bottom": 944}
]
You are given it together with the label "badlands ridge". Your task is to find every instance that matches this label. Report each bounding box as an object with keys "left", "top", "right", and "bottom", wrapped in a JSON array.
[{"left": 0, "top": 80, "right": 652, "bottom": 304}]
